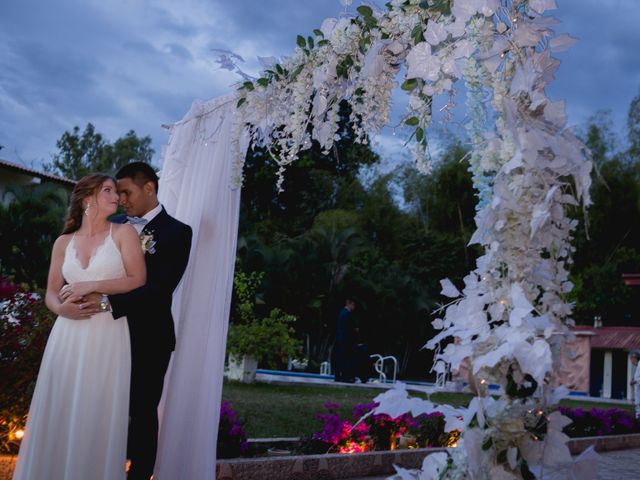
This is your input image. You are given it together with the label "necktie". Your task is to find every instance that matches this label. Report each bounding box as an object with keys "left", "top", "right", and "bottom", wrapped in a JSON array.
[{"left": 126, "top": 216, "right": 148, "bottom": 225}]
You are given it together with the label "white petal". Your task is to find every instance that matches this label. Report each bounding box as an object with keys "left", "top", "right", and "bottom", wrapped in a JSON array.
[
  {"left": 425, "top": 21, "right": 448, "bottom": 45},
  {"left": 514, "top": 340, "right": 552, "bottom": 384},
  {"left": 550, "top": 34, "right": 578, "bottom": 52},
  {"left": 419, "top": 452, "right": 449, "bottom": 479},
  {"left": 507, "top": 447, "right": 518, "bottom": 469},
  {"left": 440, "top": 278, "right": 461, "bottom": 298},
  {"left": 529, "top": 0, "right": 557, "bottom": 14}
]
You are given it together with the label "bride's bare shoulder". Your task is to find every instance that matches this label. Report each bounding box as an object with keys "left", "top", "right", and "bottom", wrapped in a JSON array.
[
  {"left": 112, "top": 223, "right": 138, "bottom": 240},
  {"left": 52, "top": 233, "right": 73, "bottom": 253}
]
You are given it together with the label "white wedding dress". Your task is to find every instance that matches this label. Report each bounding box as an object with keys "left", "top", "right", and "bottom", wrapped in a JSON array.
[{"left": 13, "top": 229, "right": 131, "bottom": 480}]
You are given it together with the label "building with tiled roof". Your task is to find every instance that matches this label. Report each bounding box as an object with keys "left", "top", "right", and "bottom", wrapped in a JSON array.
[{"left": 0, "top": 158, "right": 75, "bottom": 206}]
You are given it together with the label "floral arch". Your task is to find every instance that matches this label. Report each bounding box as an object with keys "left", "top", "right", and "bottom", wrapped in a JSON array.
[{"left": 233, "top": 0, "right": 593, "bottom": 477}]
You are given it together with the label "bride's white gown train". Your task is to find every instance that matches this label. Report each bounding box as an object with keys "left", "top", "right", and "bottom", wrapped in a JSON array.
[{"left": 13, "top": 231, "right": 131, "bottom": 480}]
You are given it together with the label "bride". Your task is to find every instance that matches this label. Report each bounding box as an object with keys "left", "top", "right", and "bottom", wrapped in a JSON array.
[{"left": 13, "top": 173, "right": 145, "bottom": 480}]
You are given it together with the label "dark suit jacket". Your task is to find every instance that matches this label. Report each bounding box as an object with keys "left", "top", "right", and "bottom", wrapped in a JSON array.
[
  {"left": 336, "top": 307, "right": 356, "bottom": 345},
  {"left": 110, "top": 207, "right": 192, "bottom": 353}
]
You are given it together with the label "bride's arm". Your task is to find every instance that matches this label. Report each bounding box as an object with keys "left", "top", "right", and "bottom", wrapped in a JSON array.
[
  {"left": 46, "top": 236, "right": 99, "bottom": 319},
  {"left": 65, "top": 226, "right": 146, "bottom": 296}
]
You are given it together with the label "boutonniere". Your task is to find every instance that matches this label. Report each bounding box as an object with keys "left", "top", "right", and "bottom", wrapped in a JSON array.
[{"left": 140, "top": 230, "right": 157, "bottom": 254}]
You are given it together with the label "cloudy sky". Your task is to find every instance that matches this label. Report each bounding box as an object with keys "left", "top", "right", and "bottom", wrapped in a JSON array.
[{"left": 1, "top": 0, "right": 639, "bottom": 169}]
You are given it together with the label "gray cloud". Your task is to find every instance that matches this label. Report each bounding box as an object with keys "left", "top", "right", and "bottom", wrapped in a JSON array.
[{"left": 0, "top": 0, "right": 639, "bottom": 168}]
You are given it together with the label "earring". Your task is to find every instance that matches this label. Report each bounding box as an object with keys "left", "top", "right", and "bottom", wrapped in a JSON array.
[{"left": 84, "top": 202, "right": 91, "bottom": 216}]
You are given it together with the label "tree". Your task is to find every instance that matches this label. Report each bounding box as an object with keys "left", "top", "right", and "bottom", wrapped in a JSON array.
[
  {"left": 0, "top": 184, "right": 69, "bottom": 286},
  {"left": 239, "top": 101, "right": 379, "bottom": 237},
  {"left": 628, "top": 92, "right": 640, "bottom": 160},
  {"left": 45, "top": 123, "right": 154, "bottom": 180},
  {"left": 569, "top": 108, "right": 640, "bottom": 325}
]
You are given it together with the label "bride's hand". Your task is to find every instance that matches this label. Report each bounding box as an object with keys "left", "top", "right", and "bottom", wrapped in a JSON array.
[
  {"left": 57, "top": 297, "right": 99, "bottom": 320},
  {"left": 60, "top": 282, "right": 97, "bottom": 301}
]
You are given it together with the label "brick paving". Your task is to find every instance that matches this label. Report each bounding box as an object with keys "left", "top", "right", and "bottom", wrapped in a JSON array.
[
  {"left": 595, "top": 448, "right": 640, "bottom": 479},
  {"left": 350, "top": 448, "right": 640, "bottom": 480}
]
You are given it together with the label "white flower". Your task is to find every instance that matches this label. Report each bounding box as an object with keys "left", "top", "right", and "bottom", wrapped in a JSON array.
[
  {"left": 140, "top": 232, "right": 156, "bottom": 254},
  {"left": 405, "top": 42, "right": 440, "bottom": 81},
  {"left": 425, "top": 21, "right": 448, "bottom": 45},
  {"left": 320, "top": 17, "right": 338, "bottom": 37}
]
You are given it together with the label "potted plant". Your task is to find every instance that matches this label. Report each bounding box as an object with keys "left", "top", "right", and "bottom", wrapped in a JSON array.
[
  {"left": 226, "top": 271, "right": 301, "bottom": 383},
  {"left": 227, "top": 308, "right": 301, "bottom": 382}
]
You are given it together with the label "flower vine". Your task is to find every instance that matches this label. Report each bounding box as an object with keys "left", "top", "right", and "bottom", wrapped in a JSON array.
[{"left": 234, "top": 0, "right": 593, "bottom": 477}]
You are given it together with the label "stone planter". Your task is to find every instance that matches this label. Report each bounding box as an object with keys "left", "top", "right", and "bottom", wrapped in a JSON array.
[
  {"left": 4, "top": 433, "right": 640, "bottom": 480},
  {"left": 217, "top": 447, "right": 447, "bottom": 480},
  {"left": 227, "top": 354, "right": 258, "bottom": 383}
]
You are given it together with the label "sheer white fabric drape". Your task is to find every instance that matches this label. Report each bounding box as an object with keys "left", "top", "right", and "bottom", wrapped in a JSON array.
[{"left": 154, "top": 94, "right": 245, "bottom": 479}]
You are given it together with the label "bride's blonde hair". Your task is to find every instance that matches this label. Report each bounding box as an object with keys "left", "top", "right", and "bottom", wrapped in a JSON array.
[{"left": 61, "top": 173, "right": 115, "bottom": 234}]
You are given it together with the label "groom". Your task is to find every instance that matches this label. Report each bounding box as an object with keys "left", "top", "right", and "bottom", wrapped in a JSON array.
[{"left": 105, "top": 162, "right": 192, "bottom": 479}]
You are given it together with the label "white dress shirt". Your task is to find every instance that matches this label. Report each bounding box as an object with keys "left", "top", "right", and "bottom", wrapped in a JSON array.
[{"left": 129, "top": 203, "right": 163, "bottom": 234}]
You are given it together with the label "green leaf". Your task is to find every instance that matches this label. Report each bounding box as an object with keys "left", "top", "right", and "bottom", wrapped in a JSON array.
[
  {"left": 405, "top": 116, "right": 419, "bottom": 126},
  {"left": 296, "top": 35, "right": 306, "bottom": 48},
  {"left": 359, "top": 38, "right": 368, "bottom": 54},
  {"left": 401, "top": 78, "right": 418, "bottom": 91},
  {"left": 257, "top": 78, "right": 269, "bottom": 87},
  {"left": 242, "top": 81, "right": 254, "bottom": 91},
  {"left": 431, "top": 0, "right": 451, "bottom": 15},
  {"left": 416, "top": 127, "right": 424, "bottom": 142},
  {"left": 308, "top": 36, "right": 314, "bottom": 49},
  {"left": 292, "top": 64, "right": 304, "bottom": 77},
  {"left": 364, "top": 16, "right": 377, "bottom": 28},
  {"left": 411, "top": 24, "right": 424, "bottom": 44},
  {"left": 236, "top": 97, "right": 246, "bottom": 108},
  {"left": 313, "top": 29, "right": 324, "bottom": 37},
  {"left": 275, "top": 63, "right": 284, "bottom": 75},
  {"left": 357, "top": 5, "right": 374, "bottom": 17},
  {"left": 317, "top": 39, "right": 330, "bottom": 46},
  {"left": 342, "top": 54, "right": 354, "bottom": 69},
  {"left": 419, "top": 0, "right": 429, "bottom": 8}
]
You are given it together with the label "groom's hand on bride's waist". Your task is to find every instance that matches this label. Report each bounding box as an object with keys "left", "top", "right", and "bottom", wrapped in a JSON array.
[
  {"left": 57, "top": 297, "right": 100, "bottom": 319},
  {"left": 79, "top": 292, "right": 107, "bottom": 310}
]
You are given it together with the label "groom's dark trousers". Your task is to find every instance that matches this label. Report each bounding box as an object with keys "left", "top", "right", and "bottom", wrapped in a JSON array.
[{"left": 110, "top": 208, "right": 192, "bottom": 480}]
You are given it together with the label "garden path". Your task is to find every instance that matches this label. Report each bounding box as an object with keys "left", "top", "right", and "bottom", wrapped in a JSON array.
[{"left": 349, "top": 448, "right": 640, "bottom": 480}]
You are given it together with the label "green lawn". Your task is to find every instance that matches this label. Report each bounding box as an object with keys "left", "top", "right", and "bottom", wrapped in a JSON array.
[
  {"left": 221, "top": 380, "right": 634, "bottom": 438},
  {"left": 560, "top": 398, "right": 634, "bottom": 412},
  {"left": 221, "top": 380, "right": 472, "bottom": 438}
]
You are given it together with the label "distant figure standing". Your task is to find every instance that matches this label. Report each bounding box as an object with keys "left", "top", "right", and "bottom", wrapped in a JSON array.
[
  {"left": 630, "top": 351, "right": 640, "bottom": 419},
  {"left": 334, "top": 299, "right": 357, "bottom": 383}
]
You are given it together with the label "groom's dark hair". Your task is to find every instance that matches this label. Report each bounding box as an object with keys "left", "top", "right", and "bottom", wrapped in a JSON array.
[{"left": 116, "top": 161, "right": 159, "bottom": 194}]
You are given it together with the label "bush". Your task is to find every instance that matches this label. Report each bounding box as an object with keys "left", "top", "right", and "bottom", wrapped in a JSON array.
[
  {"left": 0, "top": 278, "right": 56, "bottom": 453},
  {"left": 559, "top": 406, "right": 639, "bottom": 437},
  {"left": 217, "top": 401, "right": 249, "bottom": 458},
  {"left": 307, "top": 401, "right": 458, "bottom": 453},
  {"left": 227, "top": 308, "right": 301, "bottom": 369}
]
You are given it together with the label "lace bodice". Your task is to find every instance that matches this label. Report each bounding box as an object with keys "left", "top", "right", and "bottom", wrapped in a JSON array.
[{"left": 62, "top": 230, "right": 126, "bottom": 283}]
